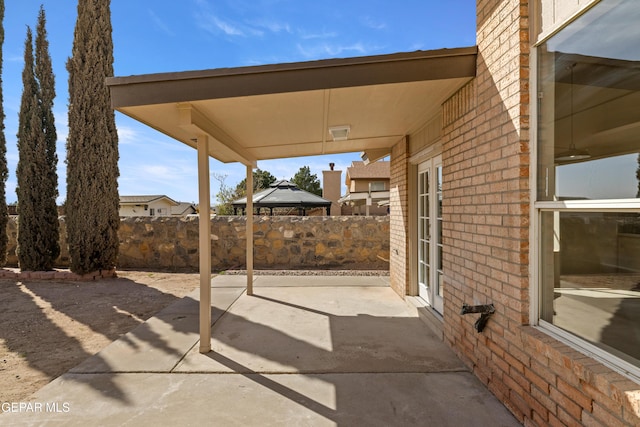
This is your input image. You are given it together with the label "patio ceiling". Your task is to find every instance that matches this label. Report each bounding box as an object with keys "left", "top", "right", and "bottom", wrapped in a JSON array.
[{"left": 107, "top": 46, "right": 477, "bottom": 166}]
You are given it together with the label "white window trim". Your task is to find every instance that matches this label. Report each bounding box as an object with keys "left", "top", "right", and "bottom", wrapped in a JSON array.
[
  {"left": 530, "top": 44, "right": 539, "bottom": 328},
  {"left": 534, "top": 0, "right": 602, "bottom": 47},
  {"left": 536, "top": 199, "right": 640, "bottom": 211}
]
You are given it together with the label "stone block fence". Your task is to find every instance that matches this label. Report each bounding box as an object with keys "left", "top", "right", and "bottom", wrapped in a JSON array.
[{"left": 5, "top": 215, "right": 390, "bottom": 272}]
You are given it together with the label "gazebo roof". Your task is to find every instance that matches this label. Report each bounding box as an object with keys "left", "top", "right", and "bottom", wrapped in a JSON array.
[{"left": 232, "top": 180, "right": 332, "bottom": 209}]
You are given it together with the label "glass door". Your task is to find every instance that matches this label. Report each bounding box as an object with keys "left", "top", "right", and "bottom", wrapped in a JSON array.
[{"left": 417, "top": 155, "right": 443, "bottom": 313}]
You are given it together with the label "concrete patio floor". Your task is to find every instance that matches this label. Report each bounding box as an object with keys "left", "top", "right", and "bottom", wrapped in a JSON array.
[{"left": 1, "top": 275, "right": 520, "bottom": 426}]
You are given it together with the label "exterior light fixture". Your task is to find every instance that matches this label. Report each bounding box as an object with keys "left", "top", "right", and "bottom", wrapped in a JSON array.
[
  {"left": 360, "top": 151, "right": 369, "bottom": 165},
  {"left": 556, "top": 63, "right": 591, "bottom": 162},
  {"left": 329, "top": 125, "right": 350, "bottom": 141},
  {"left": 555, "top": 146, "right": 591, "bottom": 162}
]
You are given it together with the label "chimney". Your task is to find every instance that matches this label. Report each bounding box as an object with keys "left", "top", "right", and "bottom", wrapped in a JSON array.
[{"left": 322, "top": 163, "right": 342, "bottom": 216}]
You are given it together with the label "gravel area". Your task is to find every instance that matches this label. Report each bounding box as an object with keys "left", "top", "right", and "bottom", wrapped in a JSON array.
[{"left": 224, "top": 269, "right": 389, "bottom": 276}]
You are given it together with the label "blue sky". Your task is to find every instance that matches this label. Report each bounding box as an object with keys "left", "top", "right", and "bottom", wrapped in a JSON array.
[{"left": 2, "top": 1, "right": 476, "bottom": 204}]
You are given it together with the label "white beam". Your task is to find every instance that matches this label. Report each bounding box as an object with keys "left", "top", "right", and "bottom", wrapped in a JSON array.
[
  {"left": 197, "top": 134, "right": 212, "bottom": 353},
  {"left": 246, "top": 165, "right": 254, "bottom": 295},
  {"left": 321, "top": 89, "right": 330, "bottom": 154},
  {"left": 361, "top": 148, "right": 391, "bottom": 165},
  {"left": 178, "top": 103, "right": 257, "bottom": 167}
]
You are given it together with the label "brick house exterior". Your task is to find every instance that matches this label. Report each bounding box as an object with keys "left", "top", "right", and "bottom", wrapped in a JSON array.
[{"left": 388, "top": 1, "right": 640, "bottom": 426}]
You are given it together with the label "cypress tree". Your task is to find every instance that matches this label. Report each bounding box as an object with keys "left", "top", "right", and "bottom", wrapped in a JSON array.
[
  {"left": 16, "top": 27, "right": 47, "bottom": 270},
  {"left": 66, "top": 0, "right": 119, "bottom": 274},
  {"left": 16, "top": 7, "right": 59, "bottom": 272},
  {"left": 35, "top": 6, "right": 60, "bottom": 266},
  {"left": 0, "top": 0, "right": 9, "bottom": 266}
]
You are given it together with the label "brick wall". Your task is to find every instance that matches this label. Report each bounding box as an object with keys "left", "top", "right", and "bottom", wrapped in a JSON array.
[
  {"left": 389, "top": 138, "right": 409, "bottom": 296},
  {"left": 436, "top": 1, "right": 640, "bottom": 425},
  {"left": 442, "top": 0, "right": 536, "bottom": 420},
  {"left": 444, "top": 0, "right": 531, "bottom": 421},
  {"left": 521, "top": 328, "right": 640, "bottom": 426},
  {"left": 443, "top": 0, "right": 531, "bottom": 348}
]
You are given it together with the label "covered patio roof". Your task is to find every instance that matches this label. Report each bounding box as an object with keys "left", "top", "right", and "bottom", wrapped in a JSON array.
[
  {"left": 107, "top": 46, "right": 477, "bottom": 165},
  {"left": 107, "top": 46, "right": 477, "bottom": 353}
]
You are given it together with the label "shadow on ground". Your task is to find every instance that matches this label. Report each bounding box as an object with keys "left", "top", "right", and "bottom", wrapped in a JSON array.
[{"left": 0, "top": 273, "right": 196, "bottom": 407}]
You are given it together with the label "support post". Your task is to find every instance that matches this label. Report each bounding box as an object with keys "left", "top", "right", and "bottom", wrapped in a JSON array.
[
  {"left": 197, "top": 135, "right": 212, "bottom": 353},
  {"left": 246, "top": 164, "right": 254, "bottom": 295}
]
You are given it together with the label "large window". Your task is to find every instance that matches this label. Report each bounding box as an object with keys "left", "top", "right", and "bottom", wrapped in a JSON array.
[{"left": 536, "top": 0, "right": 640, "bottom": 371}]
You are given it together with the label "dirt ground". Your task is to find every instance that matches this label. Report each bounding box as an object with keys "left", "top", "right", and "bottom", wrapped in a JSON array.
[{"left": 0, "top": 271, "right": 200, "bottom": 409}]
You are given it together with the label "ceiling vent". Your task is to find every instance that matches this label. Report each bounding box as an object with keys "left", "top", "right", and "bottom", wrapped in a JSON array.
[{"left": 328, "top": 125, "right": 350, "bottom": 141}]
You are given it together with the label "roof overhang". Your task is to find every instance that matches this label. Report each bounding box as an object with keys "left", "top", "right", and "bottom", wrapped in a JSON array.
[
  {"left": 338, "top": 191, "right": 391, "bottom": 204},
  {"left": 107, "top": 46, "right": 477, "bottom": 165},
  {"left": 119, "top": 195, "right": 179, "bottom": 206}
]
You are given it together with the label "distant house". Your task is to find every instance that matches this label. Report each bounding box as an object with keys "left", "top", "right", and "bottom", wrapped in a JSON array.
[
  {"left": 171, "top": 202, "right": 197, "bottom": 217},
  {"left": 338, "top": 160, "right": 390, "bottom": 216},
  {"left": 119, "top": 195, "right": 179, "bottom": 217}
]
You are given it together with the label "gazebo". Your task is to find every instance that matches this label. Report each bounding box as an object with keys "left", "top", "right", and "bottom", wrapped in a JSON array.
[{"left": 232, "top": 180, "right": 332, "bottom": 216}]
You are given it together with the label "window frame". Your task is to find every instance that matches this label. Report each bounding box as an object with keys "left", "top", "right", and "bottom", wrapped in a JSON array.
[
  {"left": 531, "top": 0, "right": 640, "bottom": 382},
  {"left": 369, "top": 181, "right": 386, "bottom": 192}
]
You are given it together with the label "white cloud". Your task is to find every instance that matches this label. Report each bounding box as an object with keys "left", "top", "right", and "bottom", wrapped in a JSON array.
[
  {"left": 361, "top": 16, "right": 387, "bottom": 31},
  {"left": 149, "top": 9, "right": 175, "bottom": 37},
  {"left": 253, "top": 19, "right": 292, "bottom": 34},
  {"left": 116, "top": 125, "right": 141, "bottom": 145},
  {"left": 139, "top": 164, "right": 173, "bottom": 177},
  {"left": 296, "top": 42, "right": 369, "bottom": 58},
  {"left": 212, "top": 16, "right": 245, "bottom": 36},
  {"left": 298, "top": 29, "right": 338, "bottom": 40},
  {"left": 55, "top": 126, "right": 68, "bottom": 145},
  {"left": 119, "top": 160, "right": 199, "bottom": 202},
  {"left": 115, "top": 120, "right": 197, "bottom": 154},
  {"left": 193, "top": 1, "right": 247, "bottom": 38}
]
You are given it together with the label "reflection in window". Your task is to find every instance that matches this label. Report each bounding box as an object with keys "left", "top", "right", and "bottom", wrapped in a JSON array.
[
  {"left": 537, "top": 0, "right": 640, "bottom": 202},
  {"left": 540, "top": 212, "right": 640, "bottom": 365},
  {"left": 537, "top": 0, "right": 640, "bottom": 369},
  {"left": 556, "top": 154, "right": 639, "bottom": 200}
]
